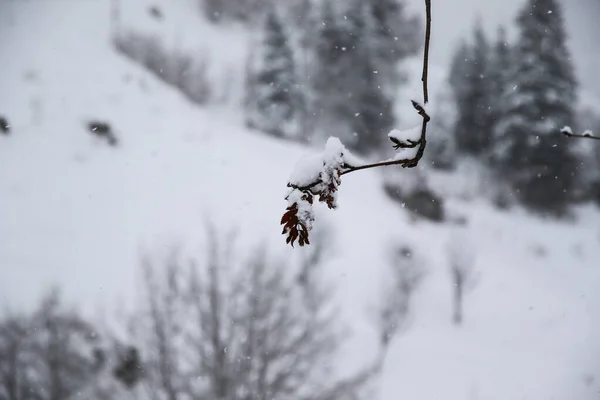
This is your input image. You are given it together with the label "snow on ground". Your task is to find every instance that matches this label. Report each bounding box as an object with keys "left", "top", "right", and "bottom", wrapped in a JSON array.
[{"left": 1, "top": 1, "right": 600, "bottom": 399}]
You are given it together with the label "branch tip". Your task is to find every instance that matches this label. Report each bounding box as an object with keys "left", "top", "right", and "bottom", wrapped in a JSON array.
[{"left": 561, "top": 126, "right": 600, "bottom": 141}]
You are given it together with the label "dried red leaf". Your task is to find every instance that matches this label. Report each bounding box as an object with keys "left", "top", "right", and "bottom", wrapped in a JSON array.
[{"left": 280, "top": 201, "right": 311, "bottom": 247}]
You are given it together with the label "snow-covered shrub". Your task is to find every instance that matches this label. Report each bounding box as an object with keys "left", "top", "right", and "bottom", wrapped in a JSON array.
[
  {"left": 113, "top": 30, "right": 211, "bottom": 105},
  {"left": 404, "top": 187, "right": 444, "bottom": 222},
  {"left": 65, "top": 341, "right": 148, "bottom": 400},
  {"left": 491, "top": 179, "right": 518, "bottom": 211},
  {"left": 382, "top": 167, "right": 445, "bottom": 222},
  {"left": 111, "top": 346, "right": 143, "bottom": 389},
  {"left": 87, "top": 120, "right": 118, "bottom": 147}
]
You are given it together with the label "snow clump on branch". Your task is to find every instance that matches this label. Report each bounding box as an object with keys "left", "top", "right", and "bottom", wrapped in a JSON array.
[{"left": 281, "top": 138, "right": 360, "bottom": 247}]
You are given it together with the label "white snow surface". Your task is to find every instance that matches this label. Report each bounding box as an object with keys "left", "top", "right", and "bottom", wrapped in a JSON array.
[{"left": 1, "top": 2, "right": 600, "bottom": 400}]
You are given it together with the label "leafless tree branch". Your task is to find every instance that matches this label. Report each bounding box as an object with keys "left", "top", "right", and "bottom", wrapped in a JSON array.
[
  {"left": 560, "top": 126, "right": 600, "bottom": 141},
  {"left": 130, "top": 222, "right": 380, "bottom": 400},
  {"left": 0, "top": 289, "right": 102, "bottom": 400}
]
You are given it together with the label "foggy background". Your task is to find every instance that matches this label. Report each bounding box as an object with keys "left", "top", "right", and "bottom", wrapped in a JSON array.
[{"left": 1, "top": 0, "right": 600, "bottom": 400}]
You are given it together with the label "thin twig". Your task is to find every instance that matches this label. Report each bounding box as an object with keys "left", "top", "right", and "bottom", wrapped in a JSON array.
[
  {"left": 561, "top": 129, "right": 600, "bottom": 141},
  {"left": 422, "top": 0, "right": 432, "bottom": 104},
  {"left": 289, "top": 157, "right": 422, "bottom": 192},
  {"left": 341, "top": 159, "right": 416, "bottom": 175}
]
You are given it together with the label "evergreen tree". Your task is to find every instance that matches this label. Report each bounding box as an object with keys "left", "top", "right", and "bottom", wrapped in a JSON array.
[
  {"left": 245, "top": 10, "right": 301, "bottom": 138},
  {"left": 493, "top": 0, "right": 578, "bottom": 214},
  {"left": 286, "top": 0, "right": 313, "bottom": 28},
  {"left": 447, "top": 39, "right": 470, "bottom": 154},
  {"left": 486, "top": 25, "right": 513, "bottom": 156},
  {"left": 426, "top": 86, "right": 458, "bottom": 170},
  {"left": 311, "top": 0, "right": 349, "bottom": 142},
  {"left": 488, "top": 26, "right": 512, "bottom": 122},
  {"left": 452, "top": 21, "right": 494, "bottom": 155},
  {"left": 351, "top": 56, "right": 395, "bottom": 153},
  {"left": 448, "top": 40, "right": 471, "bottom": 103},
  {"left": 311, "top": 0, "right": 395, "bottom": 154},
  {"left": 367, "top": 0, "right": 421, "bottom": 94},
  {"left": 343, "top": 0, "right": 396, "bottom": 154}
]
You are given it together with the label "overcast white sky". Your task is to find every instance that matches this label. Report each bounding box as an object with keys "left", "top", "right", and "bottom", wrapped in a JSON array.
[{"left": 405, "top": 0, "right": 600, "bottom": 102}]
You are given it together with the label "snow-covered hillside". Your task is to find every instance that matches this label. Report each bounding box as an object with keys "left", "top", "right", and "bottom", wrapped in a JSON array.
[{"left": 1, "top": 1, "right": 600, "bottom": 400}]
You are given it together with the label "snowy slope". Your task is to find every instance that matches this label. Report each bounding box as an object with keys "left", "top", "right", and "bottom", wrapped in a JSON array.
[
  {"left": 117, "top": 0, "right": 251, "bottom": 105},
  {"left": 2, "top": 2, "right": 600, "bottom": 400}
]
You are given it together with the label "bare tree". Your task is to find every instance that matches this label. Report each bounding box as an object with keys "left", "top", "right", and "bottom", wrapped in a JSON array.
[
  {"left": 378, "top": 245, "right": 426, "bottom": 347},
  {"left": 70, "top": 340, "right": 147, "bottom": 400},
  {"left": 446, "top": 232, "right": 478, "bottom": 326},
  {"left": 132, "top": 221, "right": 386, "bottom": 400},
  {"left": 128, "top": 247, "right": 188, "bottom": 400},
  {"left": 0, "top": 313, "right": 34, "bottom": 400},
  {"left": 30, "top": 289, "right": 101, "bottom": 400},
  {"left": 0, "top": 289, "right": 101, "bottom": 400}
]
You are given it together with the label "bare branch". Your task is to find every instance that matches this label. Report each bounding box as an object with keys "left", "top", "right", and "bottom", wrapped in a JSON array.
[
  {"left": 560, "top": 126, "right": 600, "bottom": 141},
  {"left": 130, "top": 223, "right": 371, "bottom": 400},
  {"left": 282, "top": 0, "right": 433, "bottom": 247},
  {"left": 422, "top": 0, "right": 432, "bottom": 104}
]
